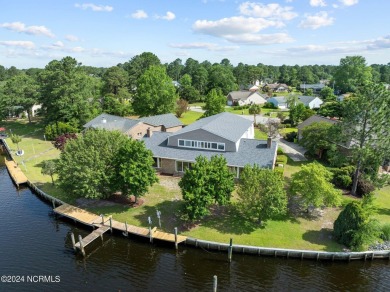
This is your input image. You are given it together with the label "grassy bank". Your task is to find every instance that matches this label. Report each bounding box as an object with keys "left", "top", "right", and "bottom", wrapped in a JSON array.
[{"left": 2, "top": 119, "right": 389, "bottom": 251}]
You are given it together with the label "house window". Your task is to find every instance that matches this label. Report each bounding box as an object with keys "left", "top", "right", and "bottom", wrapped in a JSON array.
[
  {"left": 177, "top": 139, "right": 225, "bottom": 151},
  {"left": 176, "top": 160, "right": 192, "bottom": 172},
  {"left": 153, "top": 157, "right": 161, "bottom": 168}
]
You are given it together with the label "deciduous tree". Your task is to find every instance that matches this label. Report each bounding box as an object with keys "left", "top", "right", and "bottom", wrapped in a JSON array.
[
  {"left": 41, "top": 160, "right": 57, "bottom": 185},
  {"left": 133, "top": 65, "right": 178, "bottom": 116},
  {"left": 290, "top": 162, "right": 342, "bottom": 211},
  {"left": 202, "top": 88, "right": 226, "bottom": 118},
  {"left": 237, "top": 165, "right": 287, "bottom": 223}
]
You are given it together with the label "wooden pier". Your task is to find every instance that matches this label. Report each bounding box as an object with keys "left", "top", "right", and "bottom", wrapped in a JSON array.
[
  {"left": 4, "top": 159, "right": 28, "bottom": 187},
  {"left": 54, "top": 203, "right": 187, "bottom": 256}
]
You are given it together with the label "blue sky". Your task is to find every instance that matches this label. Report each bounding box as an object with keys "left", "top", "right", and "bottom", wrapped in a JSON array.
[{"left": 0, "top": 0, "right": 389, "bottom": 68}]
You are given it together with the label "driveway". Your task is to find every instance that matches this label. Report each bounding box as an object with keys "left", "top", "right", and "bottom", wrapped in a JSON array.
[{"left": 277, "top": 138, "right": 307, "bottom": 162}]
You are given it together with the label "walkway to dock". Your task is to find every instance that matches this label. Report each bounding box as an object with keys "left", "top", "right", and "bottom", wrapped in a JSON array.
[
  {"left": 4, "top": 159, "right": 28, "bottom": 186},
  {"left": 54, "top": 203, "right": 187, "bottom": 256}
]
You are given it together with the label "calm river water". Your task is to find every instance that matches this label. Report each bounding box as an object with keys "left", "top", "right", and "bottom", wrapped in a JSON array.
[{"left": 0, "top": 165, "right": 390, "bottom": 292}]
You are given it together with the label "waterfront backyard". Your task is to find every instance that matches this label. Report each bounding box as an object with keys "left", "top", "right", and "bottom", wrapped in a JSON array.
[{"left": 2, "top": 118, "right": 390, "bottom": 252}]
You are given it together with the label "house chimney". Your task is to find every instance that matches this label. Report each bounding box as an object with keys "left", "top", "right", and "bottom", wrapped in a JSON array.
[
  {"left": 267, "top": 137, "right": 272, "bottom": 148},
  {"left": 146, "top": 127, "right": 153, "bottom": 138}
]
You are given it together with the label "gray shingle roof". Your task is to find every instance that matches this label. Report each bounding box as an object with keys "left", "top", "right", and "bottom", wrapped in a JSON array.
[
  {"left": 228, "top": 91, "right": 253, "bottom": 101},
  {"left": 169, "top": 112, "right": 253, "bottom": 143},
  {"left": 298, "top": 96, "right": 318, "bottom": 105},
  {"left": 143, "top": 132, "right": 277, "bottom": 169},
  {"left": 138, "top": 113, "right": 183, "bottom": 128},
  {"left": 270, "top": 96, "right": 287, "bottom": 103},
  {"left": 297, "top": 115, "right": 338, "bottom": 130},
  {"left": 83, "top": 113, "right": 140, "bottom": 133}
]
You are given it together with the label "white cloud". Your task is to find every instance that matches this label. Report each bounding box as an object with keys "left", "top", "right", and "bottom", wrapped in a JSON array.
[
  {"left": 65, "top": 34, "right": 80, "bottom": 42},
  {"left": 261, "top": 35, "right": 390, "bottom": 57},
  {"left": 310, "top": 0, "right": 327, "bottom": 7},
  {"left": 74, "top": 3, "right": 113, "bottom": 12},
  {"left": 299, "top": 11, "right": 334, "bottom": 29},
  {"left": 156, "top": 11, "right": 176, "bottom": 21},
  {"left": 53, "top": 41, "right": 64, "bottom": 47},
  {"left": 239, "top": 2, "right": 298, "bottom": 20},
  {"left": 338, "top": 0, "right": 358, "bottom": 6},
  {"left": 0, "top": 21, "right": 55, "bottom": 38},
  {"left": 194, "top": 16, "right": 284, "bottom": 36},
  {"left": 0, "top": 40, "right": 35, "bottom": 49},
  {"left": 169, "top": 42, "right": 239, "bottom": 51},
  {"left": 131, "top": 10, "right": 148, "bottom": 19},
  {"left": 193, "top": 16, "right": 292, "bottom": 45}
]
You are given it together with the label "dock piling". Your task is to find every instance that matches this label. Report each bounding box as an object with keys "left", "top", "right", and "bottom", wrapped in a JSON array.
[
  {"left": 174, "top": 227, "right": 178, "bottom": 249},
  {"left": 78, "top": 235, "right": 85, "bottom": 257},
  {"left": 213, "top": 275, "right": 218, "bottom": 292},
  {"left": 124, "top": 221, "right": 128, "bottom": 236},
  {"left": 228, "top": 238, "right": 233, "bottom": 263},
  {"left": 109, "top": 217, "right": 112, "bottom": 233},
  {"left": 149, "top": 226, "right": 153, "bottom": 243},
  {"left": 71, "top": 233, "right": 76, "bottom": 251}
]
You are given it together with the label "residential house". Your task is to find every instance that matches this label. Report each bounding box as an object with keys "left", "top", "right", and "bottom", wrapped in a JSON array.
[
  {"left": 267, "top": 96, "right": 288, "bottom": 109},
  {"left": 142, "top": 112, "right": 278, "bottom": 178},
  {"left": 226, "top": 91, "right": 267, "bottom": 106},
  {"left": 298, "top": 96, "right": 323, "bottom": 109},
  {"left": 300, "top": 83, "right": 325, "bottom": 94},
  {"left": 83, "top": 113, "right": 183, "bottom": 139},
  {"left": 263, "top": 83, "right": 290, "bottom": 93},
  {"left": 297, "top": 115, "right": 338, "bottom": 140}
]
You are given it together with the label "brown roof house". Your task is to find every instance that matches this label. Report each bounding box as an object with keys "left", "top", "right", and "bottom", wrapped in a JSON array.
[
  {"left": 83, "top": 113, "right": 184, "bottom": 139},
  {"left": 142, "top": 112, "right": 278, "bottom": 178}
]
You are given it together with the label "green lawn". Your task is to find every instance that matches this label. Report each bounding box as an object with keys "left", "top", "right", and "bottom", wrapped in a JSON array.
[
  {"left": 2, "top": 119, "right": 390, "bottom": 251},
  {"left": 178, "top": 111, "right": 203, "bottom": 125}
]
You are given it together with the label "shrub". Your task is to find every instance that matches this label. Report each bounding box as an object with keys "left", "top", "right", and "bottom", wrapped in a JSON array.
[
  {"left": 274, "top": 166, "right": 284, "bottom": 177},
  {"left": 284, "top": 131, "right": 297, "bottom": 142},
  {"left": 232, "top": 105, "right": 250, "bottom": 110},
  {"left": 356, "top": 177, "right": 375, "bottom": 197},
  {"left": 263, "top": 102, "right": 277, "bottom": 109},
  {"left": 44, "top": 122, "right": 79, "bottom": 140},
  {"left": 331, "top": 166, "right": 354, "bottom": 189},
  {"left": 381, "top": 224, "right": 390, "bottom": 241},
  {"left": 282, "top": 118, "right": 292, "bottom": 125},
  {"left": 277, "top": 147, "right": 285, "bottom": 155},
  {"left": 276, "top": 155, "right": 288, "bottom": 165}
]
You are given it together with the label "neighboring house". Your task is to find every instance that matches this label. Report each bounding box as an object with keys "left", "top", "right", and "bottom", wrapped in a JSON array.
[
  {"left": 83, "top": 113, "right": 183, "bottom": 139},
  {"left": 298, "top": 96, "right": 323, "bottom": 109},
  {"left": 300, "top": 83, "right": 325, "bottom": 94},
  {"left": 263, "top": 83, "right": 289, "bottom": 92},
  {"left": 297, "top": 115, "right": 338, "bottom": 140},
  {"left": 267, "top": 96, "right": 288, "bottom": 109},
  {"left": 248, "top": 85, "right": 259, "bottom": 92},
  {"left": 226, "top": 91, "right": 267, "bottom": 106},
  {"left": 142, "top": 112, "right": 278, "bottom": 178}
]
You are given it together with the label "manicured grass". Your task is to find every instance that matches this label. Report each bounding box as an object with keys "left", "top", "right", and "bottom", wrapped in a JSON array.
[
  {"left": 280, "top": 127, "right": 297, "bottom": 136},
  {"left": 178, "top": 111, "right": 203, "bottom": 125},
  {"left": 254, "top": 128, "right": 268, "bottom": 140},
  {"left": 3, "top": 119, "right": 390, "bottom": 251}
]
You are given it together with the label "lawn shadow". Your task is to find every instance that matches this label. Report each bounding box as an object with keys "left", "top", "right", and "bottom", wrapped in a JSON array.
[
  {"left": 134, "top": 199, "right": 185, "bottom": 232},
  {"left": 302, "top": 229, "right": 343, "bottom": 252},
  {"left": 199, "top": 204, "right": 260, "bottom": 235}
]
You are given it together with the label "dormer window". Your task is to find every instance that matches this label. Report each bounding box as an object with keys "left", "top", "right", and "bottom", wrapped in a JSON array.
[{"left": 178, "top": 139, "right": 225, "bottom": 151}]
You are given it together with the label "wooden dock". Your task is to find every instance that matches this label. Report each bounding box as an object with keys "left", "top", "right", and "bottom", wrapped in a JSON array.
[
  {"left": 54, "top": 203, "right": 187, "bottom": 256},
  {"left": 4, "top": 159, "right": 28, "bottom": 187}
]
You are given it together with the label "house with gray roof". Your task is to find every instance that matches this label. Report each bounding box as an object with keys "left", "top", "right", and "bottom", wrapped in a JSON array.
[
  {"left": 83, "top": 113, "right": 183, "bottom": 139},
  {"left": 297, "top": 115, "right": 338, "bottom": 140},
  {"left": 300, "top": 83, "right": 325, "bottom": 94},
  {"left": 142, "top": 112, "right": 278, "bottom": 177},
  {"left": 226, "top": 91, "right": 267, "bottom": 106},
  {"left": 267, "top": 96, "right": 288, "bottom": 109},
  {"left": 298, "top": 96, "right": 323, "bottom": 109}
]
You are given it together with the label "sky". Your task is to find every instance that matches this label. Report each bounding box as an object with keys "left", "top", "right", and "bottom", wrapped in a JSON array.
[{"left": 0, "top": 0, "right": 389, "bottom": 69}]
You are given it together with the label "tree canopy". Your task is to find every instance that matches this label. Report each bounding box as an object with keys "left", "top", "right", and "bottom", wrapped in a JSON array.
[
  {"left": 178, "top": 155, "right": 234, "bottom": 220},
  {"left": 133, "top": 65, "right": 178, "bottom": 116},
  {"left": 290, "top": 162, "right": 342, "bottom": 211},
  {"left": 237, "top": 165, "right": 287, "bottom": 223},
  {"left": 202, "top": 88, "right": 226, "bottom": 118}
]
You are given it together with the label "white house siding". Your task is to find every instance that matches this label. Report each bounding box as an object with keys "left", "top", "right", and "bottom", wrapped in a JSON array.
[{"left": 308, "top": 98, "right": 323, "bottom": 109}]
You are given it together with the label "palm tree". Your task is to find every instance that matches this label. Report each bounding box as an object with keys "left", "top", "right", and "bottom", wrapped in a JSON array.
[
  {"left": 10, "top": 134, "right": 22, "bottom": 151},
  {"left": 249, "top": 104, "right": 261, "bottom": 126}
]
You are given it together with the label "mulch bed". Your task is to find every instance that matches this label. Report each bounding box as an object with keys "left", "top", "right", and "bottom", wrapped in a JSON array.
[{"left": 106, "top": 194, "right": 145, "bottom": 207}]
